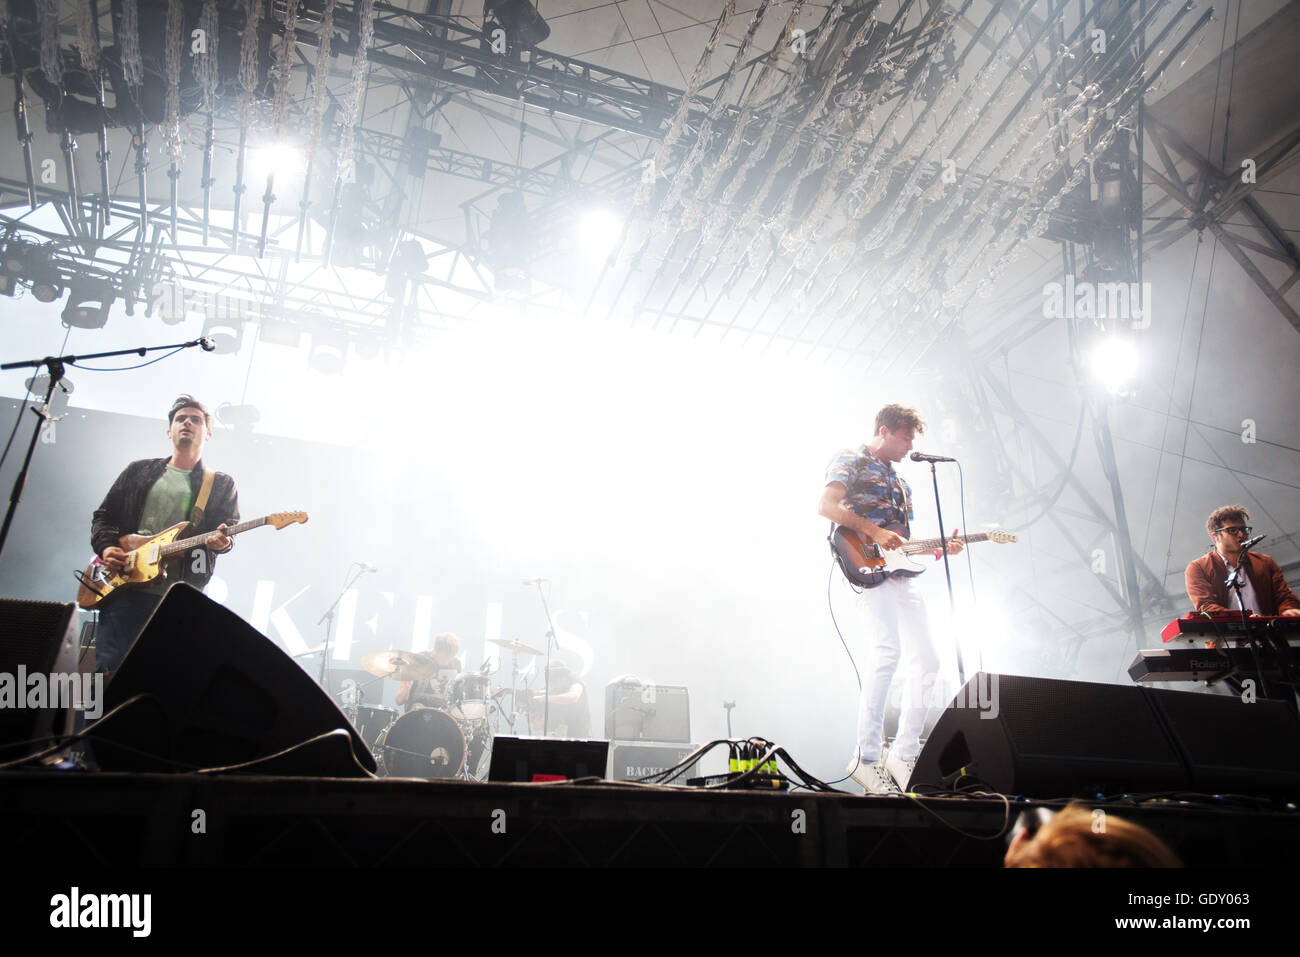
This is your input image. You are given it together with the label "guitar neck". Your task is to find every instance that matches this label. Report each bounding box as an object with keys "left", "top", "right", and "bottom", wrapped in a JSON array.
[
  {"left": 899, "top": 533, "right": 990, "bottom": 553},
  {"left": 159, "top": 516, "right": 267, "bottom": 558}
]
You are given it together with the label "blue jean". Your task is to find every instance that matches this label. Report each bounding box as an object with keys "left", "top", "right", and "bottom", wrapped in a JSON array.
[{"left": 94, "top": 590, "right": 165, "bottom": 673}]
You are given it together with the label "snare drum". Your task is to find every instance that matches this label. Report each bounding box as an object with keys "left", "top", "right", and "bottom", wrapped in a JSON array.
[
  {"left": 375, "top": 708, "right": 466, "bottom": 778},
  {"left": 451, "top": 674, "right": 490, "bottom": 721},
  {"left": 354, "top": 704, "right": 398, "bottom": 751}
]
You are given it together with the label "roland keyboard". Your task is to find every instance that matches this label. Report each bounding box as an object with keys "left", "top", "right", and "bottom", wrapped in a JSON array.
[
  {"left": 1128, "top": 645, "right": 1298, "bottom": 683},
  {"left": 1160, "top": 613, "right": 1300, "bottom": 643}
]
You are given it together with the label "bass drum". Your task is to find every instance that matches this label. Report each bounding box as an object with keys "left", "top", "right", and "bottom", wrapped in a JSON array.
[{"left": 375, "top": 708, "right": 466, "bottom": 778}]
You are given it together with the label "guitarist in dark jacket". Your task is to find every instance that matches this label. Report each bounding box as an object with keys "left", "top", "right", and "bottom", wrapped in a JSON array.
[{"left": 89, "top": 395, "right": 239, "bottom": 672}]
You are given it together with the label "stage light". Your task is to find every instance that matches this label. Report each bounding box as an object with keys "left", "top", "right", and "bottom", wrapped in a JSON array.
[
  {"left": 576, "top": 208, "right": 622, "bottom": 258},
  {"left": 1, "top": 240, "right": 64, "bottom": 301},
  {"left": 247, "top": 142, "right": 304, "bottom": 184},
  {"left": 201, "top": 314, "right": 244, "bottom": 354},
  {"left": 257, "top": 318, "right": 302, "bottom": 348},
  {"left": 30, "top": 278, "right": 64, "bottom": 303},
  {"left": 1088, "top": 335, "right": 1139, "bottom": 396},
  {"left": 385, "top": 239, "right": 429, "bottom": 298},
  {"left": 486, "top": 0, "right": 550, "bottom": 47},
  {"left": 61, "top": 280, "right": 115, "bottom": 329},
  {"left": 25, "top": 374, "right": 74, "bottom": 396},
  {"left": 308, "top": 329, "right": 347, "bottom": 374},
  {"left": 217, "top": 402, "right": 261, "bottom": 431}
]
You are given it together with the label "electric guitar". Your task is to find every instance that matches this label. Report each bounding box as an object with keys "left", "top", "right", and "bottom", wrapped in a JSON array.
[
  {"left": 831, "top": 522, "right": 1017, "bottom": 588},
  {"left": 75, "top": 511, "right": 308, "bottom": 609}
]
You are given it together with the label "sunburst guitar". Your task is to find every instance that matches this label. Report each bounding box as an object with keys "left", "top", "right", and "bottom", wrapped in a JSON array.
[
  {"left": 831, "top": 522, "right": 1017, "bottom": 588},
  {"left": 75, "top": 511, "right": 308, "bottom": 609}
]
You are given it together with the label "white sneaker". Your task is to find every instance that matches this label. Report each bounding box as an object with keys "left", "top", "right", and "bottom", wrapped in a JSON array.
[
  {"left": 847, "top": 756, "right": 896, "bottom": 794},
  {"left": 884, "top": 749, "right": 916, "bottom": 790}
]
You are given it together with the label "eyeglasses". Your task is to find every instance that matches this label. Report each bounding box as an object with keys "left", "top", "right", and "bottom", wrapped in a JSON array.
[{"left": 1214, "top": 525, "right": 1252, "bottom": 536}]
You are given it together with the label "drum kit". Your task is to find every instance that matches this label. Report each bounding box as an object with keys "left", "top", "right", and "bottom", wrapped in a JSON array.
[{"left": 339, "top": 638, "right": 550, "bottom": 780}]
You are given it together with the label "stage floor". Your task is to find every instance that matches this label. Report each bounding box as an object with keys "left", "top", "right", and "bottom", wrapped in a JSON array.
[{"left": 2, "top": 769, "right": 1297, "bottom": 868}]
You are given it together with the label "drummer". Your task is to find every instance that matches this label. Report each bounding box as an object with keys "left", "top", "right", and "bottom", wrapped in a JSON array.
[{"left": 396, "top": 632, "right": 463, "bottom": 712}]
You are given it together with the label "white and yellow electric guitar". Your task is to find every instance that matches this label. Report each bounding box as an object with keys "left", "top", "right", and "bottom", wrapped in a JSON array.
[{"left": 75, "top": 511, "right": 308, "bottom": 609}]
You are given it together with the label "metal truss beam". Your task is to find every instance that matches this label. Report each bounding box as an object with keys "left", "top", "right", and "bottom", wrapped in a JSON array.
[
  {"left": 1141, "top": 116, "right": 1300, "bottom": 334},
  {"left": 0, "top": 179, "right": 498, "bottom": 337}
]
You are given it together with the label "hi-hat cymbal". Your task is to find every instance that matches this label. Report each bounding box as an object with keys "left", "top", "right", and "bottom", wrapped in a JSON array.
[
  {"left": 360, "top": 649, "right": 437, "bottom": 681},
  {"left": 488, "top": 638, "right": 544, "bottom": 656}
]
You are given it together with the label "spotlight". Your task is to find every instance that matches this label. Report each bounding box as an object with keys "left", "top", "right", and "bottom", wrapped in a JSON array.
[
  {"left": 217, "top": 402, "right": 261, "bottom": 432},
  {"left": 25, "top": 374, "right": 74, "bottom": 396},
  {"left": 257, "top": 318, "right": 302, "bottom": 348},
  {"left": 201, "top": 315, "right": 244, "bottom": 354},
  {"left": 30, "top": 277, "right": 64, "bottom": 303},
  {"left": 61, "top": 279, "right": 115, "bottom": 329},
  {"left": 486, "top": 192, "right": 535, "bottom": 291},
  {"left": 486, "top": 0, "right": 551, "bottom": 48},
  {"left": 576, "top": 208, "right": 622, "bottom": 258},
  {"left": 247, "top": 142, "right": 305, "bottom": 184},
  {"left": 1088, "top": 335, "right": 1139, "bottom": 397},
  {"left": 308, "top": 330, "right": 347, "bottom": 374},
  {"left": 385, "top": 239, "right": 429, "bottom": 298},
  {"left": 0, "top": 240, "right": 64, "bottom": 301}
]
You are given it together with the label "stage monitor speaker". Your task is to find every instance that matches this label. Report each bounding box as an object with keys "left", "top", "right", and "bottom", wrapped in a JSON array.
[
  {"left": 910, "top": 673, "right": 1300, "bottom": 798},
  {"left": 88, "top": 584, "right": 375, "bottom": 777},
  {"left": 488, "top": 735, "right": 609, "bottom": 783},
  {"left": 0, "top": 599, "right": 81, "bottom": 763},
  {"left": 1146, "top": 684, "right": 1300, "bottom": 795},
  {"left": 909, "top": 673, "right": 1191, "bottom": 797}
]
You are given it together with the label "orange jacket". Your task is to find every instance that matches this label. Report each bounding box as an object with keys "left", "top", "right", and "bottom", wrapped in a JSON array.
[{"left": 1184, "top": 550, "right": 1300, "bottom": 616}]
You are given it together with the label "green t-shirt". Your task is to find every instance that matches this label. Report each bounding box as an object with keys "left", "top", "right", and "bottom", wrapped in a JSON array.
[{"left": 137, "top": 466, "right": 194, "bottom": 595}]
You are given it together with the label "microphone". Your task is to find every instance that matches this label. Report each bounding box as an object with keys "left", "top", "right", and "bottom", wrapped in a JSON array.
[
  {"left": 198, "top": 337, "right": 216, "bottom": 352},
  {"left": 522, "top": 577, "right": 548, "bottom": 585},
  {"left": 358, "top": 563, "right": 379, "bottom": 573},
  {"left": 1239, "top": 534, "right": 1265, "bottom": 553},
  {"left": 910, "top": 451, "right": 957, "bottom": 463}
]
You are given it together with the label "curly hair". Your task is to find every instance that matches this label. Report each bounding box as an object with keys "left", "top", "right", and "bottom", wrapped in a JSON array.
[{"left": 1206, "top": 505, "right": 1250, "bottom": 537}]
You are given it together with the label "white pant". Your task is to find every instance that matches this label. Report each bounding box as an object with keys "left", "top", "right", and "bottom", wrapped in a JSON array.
[{"left": 854, "top": 575, "right": 940, "bottom": 763}]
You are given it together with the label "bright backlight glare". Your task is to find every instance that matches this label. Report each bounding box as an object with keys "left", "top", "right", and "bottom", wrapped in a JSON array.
[
  {"left": 577, "top": 208, "right": 623, "bottom": 257},
  {"left": 1089, "top": 336, "right": 1139, "bottom": 395},
  {"left": 247, "top": 142, "right": 304, "bottom": 184}
]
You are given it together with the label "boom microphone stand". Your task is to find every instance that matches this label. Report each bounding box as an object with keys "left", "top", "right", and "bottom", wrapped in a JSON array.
[
  {"left": 917, "top": 455, "right": 963, "bottom": 686},
  {"left": 0, "top": 338, "right": 215, "bottom": 562},
  {"left": 526, "top": 578, "right": 559, "bottom": 737}
]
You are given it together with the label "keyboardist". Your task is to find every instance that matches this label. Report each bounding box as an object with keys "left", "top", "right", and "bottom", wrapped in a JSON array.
[{"left": 1185, "top": 505, "right": 1300, "bottom": 617}]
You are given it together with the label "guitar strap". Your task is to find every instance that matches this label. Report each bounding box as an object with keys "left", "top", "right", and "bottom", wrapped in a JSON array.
[{"left": 190, "top": 469, "right": 216, "bottom": 527}]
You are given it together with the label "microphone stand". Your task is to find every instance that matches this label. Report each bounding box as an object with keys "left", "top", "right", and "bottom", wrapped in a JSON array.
[
  {"left": 0, "top": 339, "right": 213, "bottom": 562},
  {"left": 529, "top": 579, "right": 559, "bottom": 737},
  {"left": 315, "top": 563, "right": 367, "bottom": 694},
  {"left": 924, "top": 461, "right": 963, "bottom": 686},
  {"left": 1225, "top": 543, "right": 1271, "bottom": 700}
]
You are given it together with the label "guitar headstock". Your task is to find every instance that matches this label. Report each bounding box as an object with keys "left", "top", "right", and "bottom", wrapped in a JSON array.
[
  {"left": 988, "top": 529, "right": 1018, "bottom": 544},
  {"left": 268, "top": 511, "right": 309, "bottom": 529}
]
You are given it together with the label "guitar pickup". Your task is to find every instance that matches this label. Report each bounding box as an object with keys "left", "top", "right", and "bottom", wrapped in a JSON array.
[{"left": 73, "top": 568, "right": 110, "bottom": 598}]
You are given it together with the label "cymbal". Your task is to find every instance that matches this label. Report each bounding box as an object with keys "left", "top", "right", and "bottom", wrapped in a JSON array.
[
  {"left": 360, "top": 649, "right": 437, "bottom": 681},
  {"left": 488, "top": 638, "right": 544, "bottom": 656}
]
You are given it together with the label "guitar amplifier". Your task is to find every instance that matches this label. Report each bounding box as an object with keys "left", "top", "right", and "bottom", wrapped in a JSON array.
[
  {"left": 604, "top": 677, "right": 690, "bottom": 742},
  {"left": 607, "top": 740, "right": 702, "bottom": 783}
]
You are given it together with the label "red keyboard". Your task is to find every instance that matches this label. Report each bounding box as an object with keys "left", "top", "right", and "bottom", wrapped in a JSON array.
[{"left": 1161, "top": 613, "right": 1300, "bottom": 643}]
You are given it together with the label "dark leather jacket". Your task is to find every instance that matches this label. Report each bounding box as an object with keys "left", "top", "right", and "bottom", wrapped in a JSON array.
[{"left": 91, "top": 457, "right": 239, "bottom": 590}]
